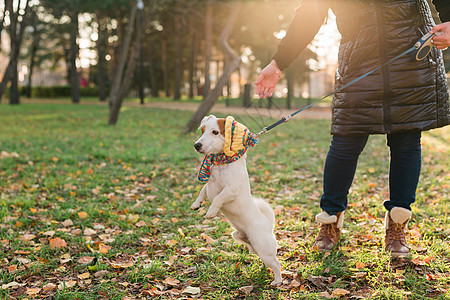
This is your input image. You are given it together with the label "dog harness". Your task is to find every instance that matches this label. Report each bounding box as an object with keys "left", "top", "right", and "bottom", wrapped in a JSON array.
[{"left": 198, "top": 118, "right": 259, "bottom": 183}]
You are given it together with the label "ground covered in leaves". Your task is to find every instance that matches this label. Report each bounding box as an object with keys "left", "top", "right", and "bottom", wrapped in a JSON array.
[{"left": 0, "top": 104, "right": 449, "bottom": 299}]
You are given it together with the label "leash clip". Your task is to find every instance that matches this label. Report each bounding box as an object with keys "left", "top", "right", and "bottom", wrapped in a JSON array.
[{"left": 257, "top": 128, "right": 267, "bottom": 136}]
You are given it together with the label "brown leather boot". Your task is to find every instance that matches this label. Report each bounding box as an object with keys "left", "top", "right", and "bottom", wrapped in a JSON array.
[
  {"left": 385, "top": 207, "right": 411, "bottom": 258},
  {"left": 313, "top": 211, "right": 344, "bottom": 251}
]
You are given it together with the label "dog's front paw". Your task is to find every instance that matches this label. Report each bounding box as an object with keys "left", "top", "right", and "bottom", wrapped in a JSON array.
[
  {"left": 205, "top": 208, "right": 218, "bottom": 219},
  {"left": 190, "top": 202, "right": 201, "bottom": 210}
]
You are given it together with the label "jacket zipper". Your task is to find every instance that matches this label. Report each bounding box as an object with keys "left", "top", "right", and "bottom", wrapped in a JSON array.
[{"left": 374, "top": 2, "right": 391, "bottom": 133}]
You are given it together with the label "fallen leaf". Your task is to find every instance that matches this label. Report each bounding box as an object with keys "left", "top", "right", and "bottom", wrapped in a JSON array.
[
  {"left": 16, "top": 257, "right": 31, "bottom": 264},
  {"left": 1, "top": 281, "right": 26, "bottom": 289},
  {"left": 239, "top": 285, "right": 253, "bottom": 294},
  {"left": 49, "top": 238, "right": 67, "bottom": 249},
  {"left": 21, "top": 234, "right": 36, "bottom": 242},
  {"left": 43, "top": 283, "right": 56, "bottom": 291},
  {"left": 57, "top": 280, "right": 76, "bottom": 290},
  {"left": 355, "top": 262, "right": 366, "bottom": 269},
  {"left": 164, "top": 278, "right": 180, "bottom": 286},
  {"left": 26, "top": 287, "right": 41, "bottom": 295},
  {"left": 110, "top": 260, "right": 133, "bottom": 269},
  {"left": 83, "top": 228, "right": 97, "bottom": 236},
  {"left": 332, "top": 288, "right": 350, "bottom": 296},
  {"left": 78, "top": 272, "right": 90, "bottom": 279},
  {"left": 99, "top": 243, "right": 111, "bottom": 254},
  {"left": 182, "top": 286, "right": 201, "bottom": 295},
  {"left": 135, "top": 220, "right": 146, "bottom": 227},
  {"left": 43, "top": 230, "right": 56, "bottom": 237},
  {"left": 78, "top": 211, "right": 88, "bottom": 219},
  {"left": 368, "top": 167, "right": 375, "bottom": 173},
  {"left": 78, "top": 256, "right": 95, "bottom": 264},
  {"left": 62, "top": 219, "right": 74, "bottom": 227}
]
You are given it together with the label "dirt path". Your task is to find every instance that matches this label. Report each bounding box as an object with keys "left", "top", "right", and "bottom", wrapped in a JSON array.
[
  {"left": 130, "top": 101, "right": 332, "bottom": 119},
  {"left": 19, "top": 99, "right": 331, "bottom": 119}
]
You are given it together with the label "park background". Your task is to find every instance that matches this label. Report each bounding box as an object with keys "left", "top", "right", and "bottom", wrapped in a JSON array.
[{"left": 0, "top": 0, "right": 449, "bottom": 299}]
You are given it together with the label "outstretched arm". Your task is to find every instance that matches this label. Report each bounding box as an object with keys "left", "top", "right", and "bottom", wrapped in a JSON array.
[{"left": 254, "top": 0, "right": 329, "bottom": 99}]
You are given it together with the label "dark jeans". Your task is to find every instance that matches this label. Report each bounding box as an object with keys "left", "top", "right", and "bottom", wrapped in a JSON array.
[{"left": 320, "top": 131, "right": 422, "bottom": 215}]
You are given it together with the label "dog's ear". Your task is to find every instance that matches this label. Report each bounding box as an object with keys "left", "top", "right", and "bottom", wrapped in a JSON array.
[
  {"left": 199, "top": 115, "right": 213, "bottom": 129},
  {"left": 217, "top": 118, "right": 226, "bottom": 136}
]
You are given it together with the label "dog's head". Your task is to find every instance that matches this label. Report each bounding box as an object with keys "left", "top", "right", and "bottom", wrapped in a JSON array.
[{"left": 194, "top": 115, "right": 226, "bottom": 155}]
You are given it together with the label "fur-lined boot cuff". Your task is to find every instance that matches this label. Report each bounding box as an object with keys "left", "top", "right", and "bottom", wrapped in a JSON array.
[{"left": 316, "top": 210, "right": 344, "bottom": 228}]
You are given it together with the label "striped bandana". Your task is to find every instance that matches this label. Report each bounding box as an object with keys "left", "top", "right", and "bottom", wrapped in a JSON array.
[{"left": 197, "top": 127, "right": 258, "bottom": 183}]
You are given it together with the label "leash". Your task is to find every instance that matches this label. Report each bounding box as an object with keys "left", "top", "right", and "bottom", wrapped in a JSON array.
[{"left": 257, "top": 32, "right": 436, "bottom": 136}]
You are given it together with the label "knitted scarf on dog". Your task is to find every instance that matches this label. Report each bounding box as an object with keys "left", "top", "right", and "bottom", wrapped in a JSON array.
[{"left": 198, "top": 121, "right": 259, "bottom": 183}]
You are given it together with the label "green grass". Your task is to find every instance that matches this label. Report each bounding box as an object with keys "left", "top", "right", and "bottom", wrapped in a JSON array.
[{"left": 0, "top": 103, "right": 448, "bottom": 299}]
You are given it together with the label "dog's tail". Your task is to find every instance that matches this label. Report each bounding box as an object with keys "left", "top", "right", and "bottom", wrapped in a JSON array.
[{"left": 253, "top": 197, "right": 275, "bottom": 228}]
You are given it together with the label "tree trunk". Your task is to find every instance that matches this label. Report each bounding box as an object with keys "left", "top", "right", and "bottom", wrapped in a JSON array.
[
  {"left": 26, "top": 31, "right": 38, "bottom": 98},
  {"left": 97, "top": 11, "right": 107, "bottom": 101},
  {"left": 69, "top": 9, "right": 80, "bottom": 104},
  {"left": 183, "top": 1, "right": 241, "bottom": 134},
  {"left": 161, "top": 33, "right": 170, "bottom": 97},
  {"left": 148, "top": 37, "right": 158, "bottom": 97},
  {"left": 0, "top": 0, "right": 30, "bottom": 103},
  {"left": 173, "top": 13, "right": 182, "bottom": 100},
  {"left": 108, "top": 3, "right": 138, "bottom": 125},
  {"left": 203, "top": 0, "right": 213, "bottom": 98},
  {"left": 188, "top": 17, "right": 196, "bottom": 99}
]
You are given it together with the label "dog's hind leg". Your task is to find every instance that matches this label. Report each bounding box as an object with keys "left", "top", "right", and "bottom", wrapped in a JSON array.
[
  {"left": 249, "top": 234, "right": 282, "bottom": 286},
  {"left": 232, "top": 231, "right": 256, "bottom": 254}
]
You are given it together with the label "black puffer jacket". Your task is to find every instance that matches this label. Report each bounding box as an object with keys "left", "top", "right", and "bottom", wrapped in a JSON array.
[{"left": 273, "top": 0, "right": 450, "bottom": 135}]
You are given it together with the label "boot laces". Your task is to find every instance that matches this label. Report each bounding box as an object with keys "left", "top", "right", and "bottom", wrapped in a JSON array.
[
  {"left": 387, "top": 222, "right": 407, "bottom": 245},
  {"left": 317, "top": 223, "right": 337, "bottom": 240}
]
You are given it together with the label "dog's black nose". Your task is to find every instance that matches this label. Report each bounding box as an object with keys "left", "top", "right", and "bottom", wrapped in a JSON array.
[{"left": 194, "top": 142, "right": 202, "bottom": 151}]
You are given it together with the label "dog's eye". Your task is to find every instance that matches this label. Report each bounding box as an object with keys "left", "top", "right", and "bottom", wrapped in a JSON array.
[{"left": 212, "top": 130, "right": 219, "bottom": 135}]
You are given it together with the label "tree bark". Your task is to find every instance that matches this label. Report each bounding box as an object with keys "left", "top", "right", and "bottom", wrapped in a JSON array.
[
  {"left": 203, "top": 0, "right": 213, "bottom": 98},
  {"left": 0, "top": 0, "right": 30, "bottom": 103},
  {"left": 183, "top": 1, "right": 241, "bottom": 134},
  {"left": 26, "top": 28, "right": 39, "bottom": 98},
  {"left": 69, "top": 9, "right": 80, "bottom": 104},
  {"left": 148, "top": 37, "right": 158, "bottom": 97},
  {"left": 108, "top": 3, "right": 138, "bottom": 125},
  {"left": 97, "top": 11, "right": 107, "bottom": 101},
  {"left": 188, "top": 16, "right": 196, "bottom": 99},
  {"left": 161, "top": 32, "right": 170, "bottom": 97},
  {"left": 173, "top": 13, "right": 182, "bottom": 100}
]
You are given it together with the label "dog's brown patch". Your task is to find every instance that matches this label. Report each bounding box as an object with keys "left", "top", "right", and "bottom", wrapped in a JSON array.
[
  {"left": 200, "top": 125, "right": 205, "bottom": 134},
  {"left": 217, "top": 118, "right": 226, "bottom": 136}
]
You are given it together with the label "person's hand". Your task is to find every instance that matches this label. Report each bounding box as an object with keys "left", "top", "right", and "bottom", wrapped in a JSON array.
[
  {"left": 255, "top": 60, "right": 282, "bottom": 99},
  {"left": 431, "top": 22, "right": 450, "bottom": 49}
]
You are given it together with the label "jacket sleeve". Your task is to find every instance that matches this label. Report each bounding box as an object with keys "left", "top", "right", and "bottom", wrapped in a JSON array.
[
  {"left": 432, "top": 0, "right": 450, "bottom": 23},
  {"left": 272, "top": 0, "right": 329, "bottom": 71}
]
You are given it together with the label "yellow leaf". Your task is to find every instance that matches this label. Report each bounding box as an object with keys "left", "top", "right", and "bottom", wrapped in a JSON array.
[
  {"left": 99, "top": 243, "right": 111, "bottom": 254},
  {"left": 355, "top": 262, "right": 365, "bottom": 269},
  {"left": 368, "top": 167, "right": 375, "bottom": 173},
  {"left": 29, "top": 207, "right": 37, "bottom": 213},
  {"left": 78, "top": 211, "right": 88, "bottom": 219}
]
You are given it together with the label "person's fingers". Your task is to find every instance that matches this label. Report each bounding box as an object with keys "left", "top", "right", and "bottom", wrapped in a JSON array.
[{"left": 431, "top": 23, "right": 444, "bottom": 33}]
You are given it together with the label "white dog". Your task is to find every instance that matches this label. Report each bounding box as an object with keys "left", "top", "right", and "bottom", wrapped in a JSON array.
[{"left": 191, "top": 115, "right": 282, "bottom": 285}]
